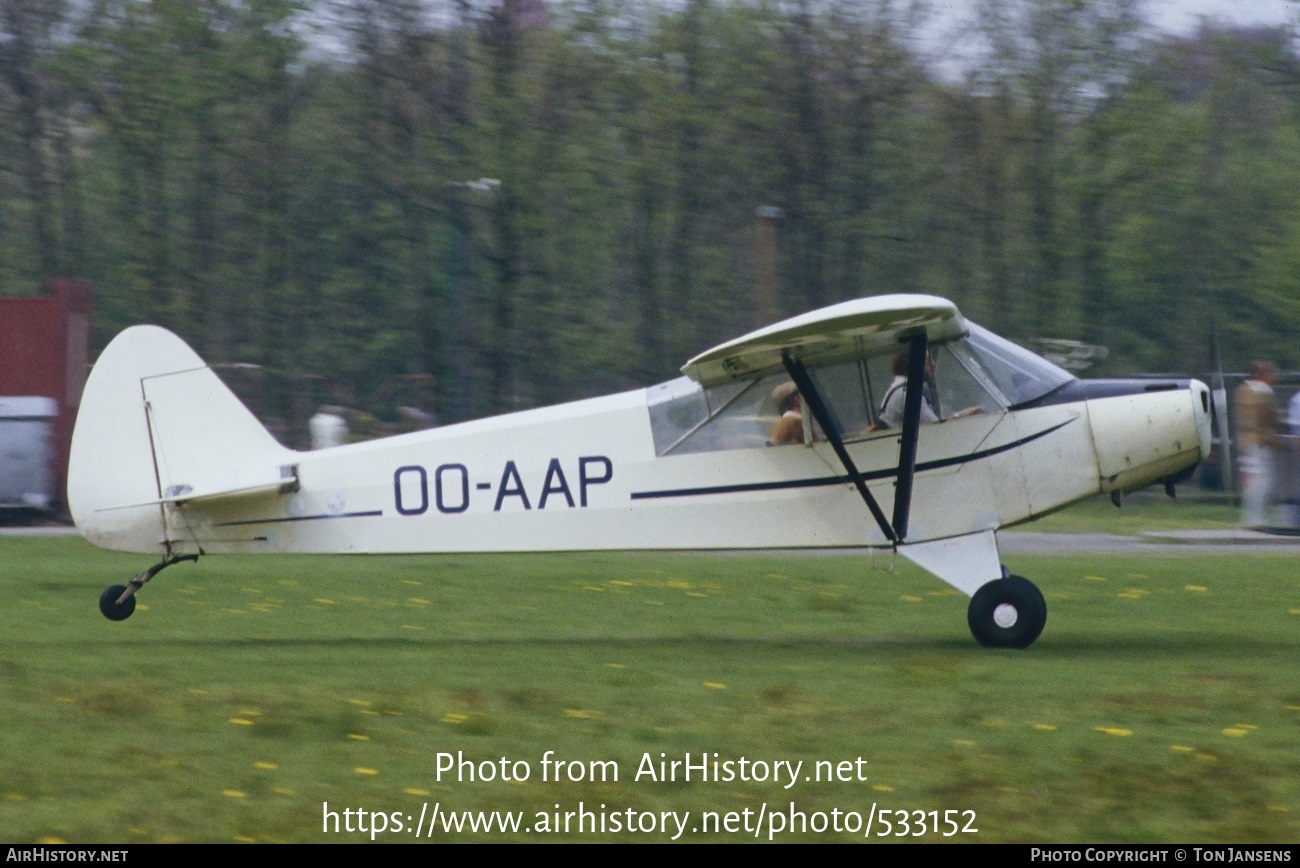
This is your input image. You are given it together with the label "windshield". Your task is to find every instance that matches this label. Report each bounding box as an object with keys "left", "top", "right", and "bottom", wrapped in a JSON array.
[{"left": 953, "top": 323, "right": 1076, "bottom": 406}]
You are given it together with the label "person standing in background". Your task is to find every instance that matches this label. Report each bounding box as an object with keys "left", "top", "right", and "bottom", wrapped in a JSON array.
[{"left": 1233, "top": 361, "right": 1281, "bottom": 529}]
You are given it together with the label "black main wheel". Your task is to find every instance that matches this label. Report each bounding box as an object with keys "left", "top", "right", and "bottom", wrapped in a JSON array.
[
  {"left": 967, "top": 576, "right": 1046, "bottom": 648},
  {"left": 99, "top": 585, "right": 137, "bottom": 621}
]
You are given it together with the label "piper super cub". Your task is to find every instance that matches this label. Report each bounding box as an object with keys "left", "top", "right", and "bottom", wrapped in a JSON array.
[{"left": 69, "top": 294, "right": 1211, "bottom": 648}]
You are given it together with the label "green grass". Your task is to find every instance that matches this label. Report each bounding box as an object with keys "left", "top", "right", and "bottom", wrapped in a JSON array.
[
  {"left": 1016, "top": 491, "right": 1241, "bottom": 534},
  {"left": 1, "top": 536, "right": 1296, "bottom": 843}
]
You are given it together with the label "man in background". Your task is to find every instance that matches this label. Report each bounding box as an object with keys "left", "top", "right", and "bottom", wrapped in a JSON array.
[{"left": 1233, "top": 361, "right": 1281, "bottom": 529}]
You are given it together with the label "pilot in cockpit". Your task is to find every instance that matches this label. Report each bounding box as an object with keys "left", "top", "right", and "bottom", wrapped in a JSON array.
[{"left": 878, "top": 351, "right": 981, "bottom": 429}]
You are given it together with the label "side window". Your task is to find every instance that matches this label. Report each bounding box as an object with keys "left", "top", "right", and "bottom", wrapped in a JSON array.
[
  {"left": 807, "top": 359, "right": 893, "bottom": 439},
  {"left": 648, "top": 374, "right": 792, "bottom": 456},
  {"left": 645, "top": 341, "right": 1009, "bottom": 459},
  {"left": 934, "top": 344, "right": 1003, "bottom": 417}
]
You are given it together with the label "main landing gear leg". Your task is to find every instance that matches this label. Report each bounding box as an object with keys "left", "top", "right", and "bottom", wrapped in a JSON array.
[{"left": 99, "top": 554, "right": 199, "bottom": 621}]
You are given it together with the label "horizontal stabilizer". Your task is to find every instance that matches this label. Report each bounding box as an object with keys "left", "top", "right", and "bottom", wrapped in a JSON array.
[{"left": 96, "top": 467, "right": 298, "bottom": 512}]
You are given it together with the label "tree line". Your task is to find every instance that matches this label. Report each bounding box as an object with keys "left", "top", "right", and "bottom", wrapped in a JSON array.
[{"left": 2, "top": 0, "right": 1298, "bottom": 437}]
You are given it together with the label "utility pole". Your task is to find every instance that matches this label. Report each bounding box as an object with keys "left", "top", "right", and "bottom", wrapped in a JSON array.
[{"left": 755, "top": 205, "right": 783, "bottom": 328}]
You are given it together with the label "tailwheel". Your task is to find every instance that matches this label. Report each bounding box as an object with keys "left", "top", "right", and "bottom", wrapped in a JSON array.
[
  {"left": 97, "top": 554, "right": 199, "bottom": 621},
  {"left": 99, "top": 585, "right": 137, "bottom": 621},
  {"left": 967, "top": 575, "right": 1046, "bottom": 648}
]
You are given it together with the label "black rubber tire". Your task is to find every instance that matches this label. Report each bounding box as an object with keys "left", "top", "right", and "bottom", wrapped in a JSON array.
[
  {"left": 1000, "top": 564, "right": 1046, "bottom": 612},
  {"left": 99, "top": 585, "right": 137, "bottom": 622},
  {"left": 967, "top": 576, "right": 1046, "bottom": 648}
]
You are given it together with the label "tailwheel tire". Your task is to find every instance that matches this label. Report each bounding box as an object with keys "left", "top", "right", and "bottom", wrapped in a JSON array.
[
  {"left": 967, "top": 576, "right": 1046, "bottom": 648},
  {"left": 99, "top": 585, "right": 137, "bottom": 622}
]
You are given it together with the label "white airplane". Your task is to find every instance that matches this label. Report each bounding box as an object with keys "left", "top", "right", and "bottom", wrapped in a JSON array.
[{"left": 69, "top": 294, "right": 1211, "bottom": 648}]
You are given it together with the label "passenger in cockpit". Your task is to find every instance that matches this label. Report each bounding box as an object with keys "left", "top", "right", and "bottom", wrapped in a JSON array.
[{"left": 770, "top": 381, "right": 805, "bottom": 445}]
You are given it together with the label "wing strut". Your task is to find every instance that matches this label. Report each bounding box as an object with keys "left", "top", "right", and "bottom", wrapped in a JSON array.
[
  {"left": 781, "top": 351, "right": 898, "bottom": 545},
  {"left": 891, "top": 333, "right": 928, "bottom": 541}
]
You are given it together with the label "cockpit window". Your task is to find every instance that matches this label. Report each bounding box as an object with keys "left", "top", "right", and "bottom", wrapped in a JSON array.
[
  {"left": 648, "top": 375, "right": 779, "bottom": 455},
  {"left": 646, "top": 320, "right": 1075, "bottom": 457}
]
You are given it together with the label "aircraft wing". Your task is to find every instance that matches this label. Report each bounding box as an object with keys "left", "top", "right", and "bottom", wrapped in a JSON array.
[{"left": 681, "top": 294, "right": 966, "bottom": 387}]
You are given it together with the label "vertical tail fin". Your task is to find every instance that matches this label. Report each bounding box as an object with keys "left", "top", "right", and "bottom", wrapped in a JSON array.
[{"left": 69, "top": 326, "right": 293, "bottom": 553}]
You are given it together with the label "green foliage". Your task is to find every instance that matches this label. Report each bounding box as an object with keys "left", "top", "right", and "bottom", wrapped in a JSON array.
[{"left": 2, "top": 1, "right": 1298, "bottom": 425}]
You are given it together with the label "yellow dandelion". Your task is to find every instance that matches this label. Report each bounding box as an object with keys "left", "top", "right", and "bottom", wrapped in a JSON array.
[
  {"left": 703, "top": 682, "right": 727, "bottom": 690},
  {"left": 401, "top": 625, "right": 425, "bottom": 631},
  {"left": 871, "top": 784, "right": 894, "bottom": 792},
  {"left": 34, "top": 838, "right": 66, "bottom": 845},
  {"left": 347, "top": 699, "right": 371, "bottom": 707},
  {"left": 1095, "top": 727, "right": 1132, "bottom": 737},
  {"left": 223, "top": 790, "right": 246, "bottom": 798},
  {"left": 355, "top": 767, "right": 379, "bottom": 776},
  {"left": 400, "top": 579, "right": 422, "bottom": 586},
  {"left": 229, "top": 718, "right": 255, "bottom": 726},
  {"left": 6, "top": 794, "right": 29, "bottom": 802},
  {"left": 1221, "top": 728, "right": 1248, "bottom": 737},
  {"left": 441, "top": 713, "right": 467, "bottom": 724},
  {"left": 313, "top": 598, "right": 336, "bottom": 604},
  {"left": 233, "top": 835, "right": 256, "bottom": 844},
  {"left": 1032, "top": 723, "right": 1057, "bottom": 731},
  {"left": 1170, "top": 745, "right": 1194, "bottom": 753},
  {"left": 609, "top": 580, "right": 634, "bottom": 587},
  {"left": 1195, "top": 754, "right": 1218, "bottom": 762},
  {"left": 1118, "top": 591, "right": 1144, "bottom": 599},
  {"left": 404, "top": 788, "right": 429, "bottom": 797},
  {"left": 347, "top": 733, "right": 371, "bottom": 741},
  {"left": 901, "top": 595, "right": 924, "bottom": 602},
  {"left": 239, "top": 710, "right": 261, "bottom": 717},
  {"left": 1266, "top": 805, "right": 1289, "bottom": 813},
  {"left": 1084, "top": 575, "right": 1107, "bottom": 582},
  {"left": 407, "top": 597, "right": 431, "bottom": 605},
  {"left": 55, "top": 696, "right": 74, "bottom": 704},
  {"left": 254, "top": 761, "right": 278, "bottom": 770},
  {"left": 583, "top": 585, "right": 605, "bottom": 592},
  {"left": 998, "top": 786, "right": 1019, "bottom": 793},
  {"left": 361, "top": 709, "right": 380, "bottom": 716}
]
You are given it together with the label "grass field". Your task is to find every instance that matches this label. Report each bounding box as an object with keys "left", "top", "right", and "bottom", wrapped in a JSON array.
[
  {"left": 1010, "top": 490, "right": 1241, "bottom": 534},
  {"left": 1, "top": 534, "right": 1296, "bottom": 843}
]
